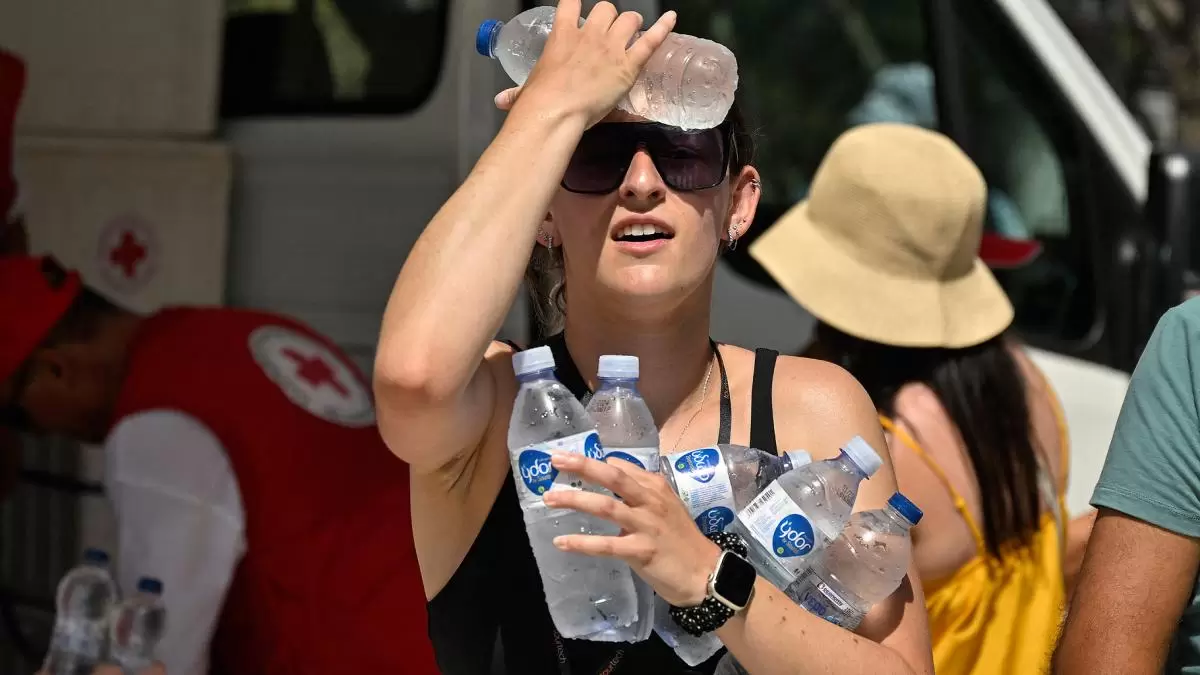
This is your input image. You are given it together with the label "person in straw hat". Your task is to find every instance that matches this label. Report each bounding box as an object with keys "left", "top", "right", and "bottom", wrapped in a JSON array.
[{"left": 750, "top": 122, "right": 1092, "bottom": 675}]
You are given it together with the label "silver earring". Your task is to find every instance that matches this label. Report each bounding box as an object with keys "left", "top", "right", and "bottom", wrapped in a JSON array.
[
  {"left": 728, "top": 222, "right": 740, "bottom": 251},
  {"left": 537, "top": 226, "right": 554, "bottom": 249}
]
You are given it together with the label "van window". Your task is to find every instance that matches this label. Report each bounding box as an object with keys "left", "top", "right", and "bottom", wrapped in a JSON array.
[
  {"left": 667, "top": 0, "right": 1098, "bottom": 345},
  {"left": 220, "top": 0, "right": 448, "bottom": 117},
  {"left": 950, "top": 3, "right": 1097, "bottom": 343},
  {"left": 664, "top": 0, "right": 931, "bottom": 208}
]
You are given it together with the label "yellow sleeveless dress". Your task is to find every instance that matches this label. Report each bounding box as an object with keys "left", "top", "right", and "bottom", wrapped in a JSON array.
[{"left": 879, "top": 386, "right": 1068, "bottom": 675}]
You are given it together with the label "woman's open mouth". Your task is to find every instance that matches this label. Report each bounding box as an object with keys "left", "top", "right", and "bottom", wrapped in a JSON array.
[{"left": 612, "top": 223, "right": 675, "bottom": 243}]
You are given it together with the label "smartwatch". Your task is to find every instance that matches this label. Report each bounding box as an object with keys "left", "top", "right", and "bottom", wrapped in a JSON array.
[{"left": 668, "top": 532, "right": 757, "bottom": 636}]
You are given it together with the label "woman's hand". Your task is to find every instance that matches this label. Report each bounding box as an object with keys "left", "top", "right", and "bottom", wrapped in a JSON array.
[
  {"left": 510, "top": 0, "right": 676, "bottom": 128},
  {"left": 543, "top": 453, "right": 722, "bottom": 607}
]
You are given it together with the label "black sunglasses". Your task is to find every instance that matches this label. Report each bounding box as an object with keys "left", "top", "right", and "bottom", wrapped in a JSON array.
[{"left": 562, "top": 121, "right": 733, "bottom": 195}]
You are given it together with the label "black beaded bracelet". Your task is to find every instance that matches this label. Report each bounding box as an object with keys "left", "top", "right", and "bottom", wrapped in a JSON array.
[
  {"left": 668, "top": 531, "right": 751, "bottom": 637},
  {"left": 708, "top": 531, "right": 749, "bottom": 558}
]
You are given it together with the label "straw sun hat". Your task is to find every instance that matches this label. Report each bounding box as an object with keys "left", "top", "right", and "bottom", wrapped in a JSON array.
[{"left": 750, "top": 123, "right": 1016, "bottom": 349}]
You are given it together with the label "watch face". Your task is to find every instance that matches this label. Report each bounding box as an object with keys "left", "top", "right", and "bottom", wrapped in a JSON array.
[{"left": 713, "top": 552, "right": 756, "bottom": 608}]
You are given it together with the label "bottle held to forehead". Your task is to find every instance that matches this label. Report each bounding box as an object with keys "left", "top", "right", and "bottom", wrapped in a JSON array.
[{"left": 476, "top": 6, "right": 739, "bottom": 130}]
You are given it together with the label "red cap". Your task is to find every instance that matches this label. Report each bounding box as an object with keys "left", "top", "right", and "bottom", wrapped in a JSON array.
[
  {"left": 0, "top": 255, "right": 81, "bottom": 384},
  {"left": 0, "top": 49, "right": 25, "bottom": 225},
  {"left": 978, "top": 232, "right": 1042, "bottom": 270}
]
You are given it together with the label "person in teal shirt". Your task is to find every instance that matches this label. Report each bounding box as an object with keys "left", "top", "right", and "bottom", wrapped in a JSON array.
[{"left": 1057, "top": 298, "right": 1200, "bottom": 674}]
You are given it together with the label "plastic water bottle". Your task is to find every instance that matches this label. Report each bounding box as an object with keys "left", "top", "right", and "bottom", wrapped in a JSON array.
[
  {"left": 788, "top": 493, "right": 923, "bottom": 630},
  {"left": 733, "top": 437, "right": 883, "bottom": 589},
  {"left": 475, "top": 6, "right": 738, "bottom": 130},
  {"left": 654, "top": 446, "right": 811, "bottom": 665},
  {"left": 109, "top": 577, "right": 167, "bottom": 674},
  {"left": 585, "top": 355, "right": 658, "bottom": 643},
  {"left": 713, "top": 490, "right": 917, "bottom": 675},
  {"left": 508, "top": 346, "right": 638, "bottom": 639},
  {"left": 662, "top": 445, "right": 813, "bottom": 535},
  {"left": 43, "top": 548, "right": 119, "bottom": 675}
]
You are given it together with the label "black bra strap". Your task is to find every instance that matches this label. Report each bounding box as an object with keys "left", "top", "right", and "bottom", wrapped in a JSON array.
[
  {"left": 712, "top": 340, "right": 732, "bottom": 445},
  {"left": 544, "top": 334, "right": 592, "bottom": 403},
  {"left": 749, "top": 348, "right": 780, "bottom": 456}
]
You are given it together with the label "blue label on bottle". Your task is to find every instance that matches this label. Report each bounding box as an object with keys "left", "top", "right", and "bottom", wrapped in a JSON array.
[
  {"left": 518, "top": 450, "right": 558, "bottom": 495},
  {"left": 695, "top": 506, "right": 735, "bottom": 534},
  {"left": 772, "top": 514, "right": 816, "bottom": 558},
  {"left": 583, "top": 433, "right": 604, "bottom": 460},
  {"left": 604, "top": 451, "right": 646, "bottom": 470},
  {"left": 673, "top": 448, "right": 721, "bottom": 484}
]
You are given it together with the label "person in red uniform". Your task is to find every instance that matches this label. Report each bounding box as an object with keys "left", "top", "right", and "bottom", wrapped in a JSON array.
[
  {"left": 0, "top": 253, "right": 439, "bottom": 675},
  {"left": 0, "top": 48, "right": 26, "bottom": 503},
  {"left": 0, "top": 47, "right": 435, "bottom": 675}
]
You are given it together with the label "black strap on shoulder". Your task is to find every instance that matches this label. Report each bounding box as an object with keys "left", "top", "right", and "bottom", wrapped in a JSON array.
[
  {"left": 500, "top": 338, "right": 523, "bottom": 352},
  {"left": 544, "top": 333, "right": 592, "bottom": 403},
  {"left": 749, "top": 348, "right": 780, "bottom": 456},
  {"left": 712, "top": 340, "right": 732, "bottom": 445}
]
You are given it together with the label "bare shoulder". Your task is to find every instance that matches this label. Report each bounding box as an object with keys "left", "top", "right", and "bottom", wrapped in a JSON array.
[{"left": 772, "top": 355, "right": 884, "bottom": 459}]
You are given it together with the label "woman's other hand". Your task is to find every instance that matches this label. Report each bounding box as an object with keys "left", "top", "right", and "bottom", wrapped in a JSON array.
[
  {"left": 544, "top": 453, "right": 721, "bottom": 607},
  {"left": 509, "top": 0, "right": 675, "bottom": 128}
]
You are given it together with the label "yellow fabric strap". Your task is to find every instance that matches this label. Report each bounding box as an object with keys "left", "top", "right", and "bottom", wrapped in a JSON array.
[{"left": 879, "top": 415, "right": 987, "bottom": 553}]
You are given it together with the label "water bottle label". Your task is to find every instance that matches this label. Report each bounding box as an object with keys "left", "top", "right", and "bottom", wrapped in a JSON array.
[
  {"left": 796, "top": 579, "right": 863, "bottom": 629},
  {"left": 512, "top": 431, "right": 603, "bottom": 506},
  {"left": 664, "top": 447, "right": 735, "bottom": 534},
  {"left": 603, "top": 446, "right": 658, "bottom": 472},
  {"left": 739, "top": 480, "right": 818, "bottom": 576}
]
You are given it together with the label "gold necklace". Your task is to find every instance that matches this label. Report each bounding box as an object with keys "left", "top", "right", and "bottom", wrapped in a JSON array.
[{"left": 670, "top": 352, "right": 716, "bottom": 453}]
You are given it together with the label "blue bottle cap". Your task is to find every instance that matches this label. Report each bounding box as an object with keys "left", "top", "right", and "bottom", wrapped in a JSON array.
[
  {"left": 137, "top": 577, "right": 164, "bottom": 595},
  {"left": 476, "top": 19, "right": 502, "bottom": 57},
  {"left": 888, "top": 492, "right": 924, "bottom": 526},
  {"left": 82, "top": 548, "right": 109, "bottom": 566}
]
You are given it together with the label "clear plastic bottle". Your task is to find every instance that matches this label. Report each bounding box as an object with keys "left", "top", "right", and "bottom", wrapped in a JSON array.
[
  {"left": 476, "top": 6, "right": 738, "bottom": 130},
  {"left": 109, "top": 577, "right": 167, "bottom": 674},
  {"left": 585, "top": 355, "right": 658, "bottom": 642},
  {"left": 43, "top": 548, "right": 120, "bottom": 675},
  {"left": 733, "top": 436, "right": 883, "bottom": 589},
  {"left": 654, "top": 445, "right": 811, "bottom": 666},
  {"left": 788, "top": 493, "right": 923, "bottom": 630},
  {"left": 508, "top": 346, "right": 638, "bottom": 639},
  {"left": 662, "top": 445, "right": 813, "bottom": 535},
  {"left": 715, "top": 490, "right": 918, "bottom": 675}
]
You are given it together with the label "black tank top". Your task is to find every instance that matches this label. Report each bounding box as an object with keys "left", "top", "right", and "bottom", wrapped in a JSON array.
[{"left": 427, "top": 333, "right": 781, "bottom": 675}]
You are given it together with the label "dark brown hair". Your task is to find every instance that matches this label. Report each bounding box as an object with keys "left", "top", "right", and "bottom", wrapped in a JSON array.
[
  {"left": 816, "top": 323, "right": 1043, "bottom": 558},
  {"left": 524, "top": 102, "right": 756, "bottom": 339}
]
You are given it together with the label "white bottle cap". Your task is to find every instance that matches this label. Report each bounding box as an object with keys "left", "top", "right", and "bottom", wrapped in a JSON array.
[
  {"left": 597, "top": 355, "right": 639, "bottom": 379},
  {"left": 512, "top": 346, "right": 556, "bottom": 376},
  {"left": 784, "top": 449, "right": 812, "bottom": 470},
  {"left": 842, "top": 436, "right": 883, "bottom": 477}
]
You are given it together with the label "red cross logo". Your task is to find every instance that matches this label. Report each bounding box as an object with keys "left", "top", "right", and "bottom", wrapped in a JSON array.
[
  {"left": 282, "top": 348, "right": 349, "bottom": 398},
  {"left": 109, "top": 230, "right": 147, "bottom": 279}
]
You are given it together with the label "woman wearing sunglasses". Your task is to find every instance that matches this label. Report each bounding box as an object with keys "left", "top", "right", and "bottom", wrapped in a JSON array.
[{"left": 375, "top": 2, "right": 934, "bottom": 674}]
